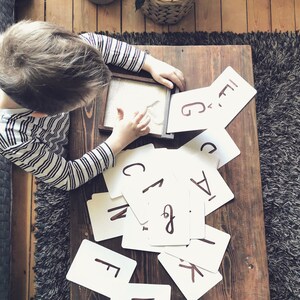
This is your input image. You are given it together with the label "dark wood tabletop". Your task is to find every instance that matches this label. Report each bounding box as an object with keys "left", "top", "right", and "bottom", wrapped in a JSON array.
[{"left": 68, "top": 45, "right": 270, "bottom": 300}]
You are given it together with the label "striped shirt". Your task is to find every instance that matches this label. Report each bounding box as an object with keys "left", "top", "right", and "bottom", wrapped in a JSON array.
[{"left": 0, "top": 33, "right": 146, "bottom": 191}]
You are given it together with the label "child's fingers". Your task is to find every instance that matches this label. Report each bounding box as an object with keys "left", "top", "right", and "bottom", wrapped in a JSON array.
[
  {"left": 133, "top": 108, "right": 148, "bottom": 124},
  {"left": 117, "top": 108, "right": 124, "bottom": 120},
  {"left": 139, "top": 126, "right": 151, "bottom": 136},
  {"left": 137, "top": 114, "right": 151, "bottom": 129}
]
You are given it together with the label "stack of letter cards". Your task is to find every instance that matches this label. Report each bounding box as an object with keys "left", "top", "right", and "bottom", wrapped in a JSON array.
[{"left": 66, "top": 66, "right": 257, "bottom": 299}]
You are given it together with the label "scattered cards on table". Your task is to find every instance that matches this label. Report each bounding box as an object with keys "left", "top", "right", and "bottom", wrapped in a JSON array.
[{"left": 67, "top": 66, "right": 257, "bottom": 299}]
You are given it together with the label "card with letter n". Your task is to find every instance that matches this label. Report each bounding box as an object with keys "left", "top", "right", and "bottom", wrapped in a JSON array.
[
  {"left": 167, "top": 66, "right": 257, "bottom": 133},
  {"left": 66, "top": 239, "right": 137, "bottom": 298},
  {"left": 87, "top": 193, "right": 129, "bottom": 242}
]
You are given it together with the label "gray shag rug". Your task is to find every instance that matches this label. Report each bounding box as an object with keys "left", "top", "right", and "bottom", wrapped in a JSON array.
[
  {"left": 34, "top": 31, "right": 300, "bottom": 300},
  {"left": 0, "top": 1, "right": 14, "bottom": 299}
]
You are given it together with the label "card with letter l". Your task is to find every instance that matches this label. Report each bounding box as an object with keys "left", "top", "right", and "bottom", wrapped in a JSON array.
[
  {"left": 147, "top": 177, "right": 190, "bottom": 246},
  {"left": 66, "top": 239, "right": 137, "bottom": 298}
]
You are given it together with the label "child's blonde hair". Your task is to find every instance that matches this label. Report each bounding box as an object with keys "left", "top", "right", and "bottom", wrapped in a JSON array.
[{"left": 0, "top": 20, "right": 111, "bottom": 115}]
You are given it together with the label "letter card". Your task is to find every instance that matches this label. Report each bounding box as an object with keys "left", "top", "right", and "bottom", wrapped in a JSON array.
[
  {"left": 167, "top": 66, "right": 257, "bottom": 133},
  {"left": 111, "top": 283, "right": 171, "bottom": 300},
  {"left": 175, "top": 154, "right": 234, "bottom": 216},
  {"left": 66, "top": 239, "right": 137, "bottom": 298},
  {"left": 103, "top": 143, "right": 155, "bottom": 198},
  {"left": 122, "top": 208, "right": 164, "bottom": 253},
  {"left": 180, "top": 127, "right": 240, "bottom": 168},
  {"left": 147, "top": 177, "right": 190, "bottom": 246},
  {"left": 158, "top": 252, "right": 222, "bottom": 300},
  {"left": 165, "top": 224, "right": 231, "bottom": 273},
  {"left": 87, "top": 193, "right": 128, "bottom": 242}
]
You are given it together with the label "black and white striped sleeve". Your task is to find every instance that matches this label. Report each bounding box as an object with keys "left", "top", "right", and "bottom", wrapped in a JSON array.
[
  {"left": 80, "top": 32, "right": 146, "bottom": 72},
  {"left": 0, "top": 139, "right": 114, "bottom": 191}
]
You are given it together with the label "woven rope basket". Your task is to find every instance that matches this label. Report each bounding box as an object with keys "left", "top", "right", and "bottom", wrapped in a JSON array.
[{"left": 140, "top": 0, "right": 195, "bottom": 25}]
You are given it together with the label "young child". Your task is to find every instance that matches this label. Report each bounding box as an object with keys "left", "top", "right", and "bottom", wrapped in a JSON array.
[{"left": 0, "top": 20, "right": 185, "bottom": 191}]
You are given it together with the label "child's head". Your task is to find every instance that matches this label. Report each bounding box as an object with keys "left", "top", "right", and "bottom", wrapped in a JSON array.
[{"left": 0, "top": 20, "right": 111, "bottom": 115}]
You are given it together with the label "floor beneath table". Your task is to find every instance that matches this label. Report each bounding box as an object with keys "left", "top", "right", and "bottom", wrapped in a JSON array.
[{"left": 11, "top": 0, "right": 300, "bottom": 299}]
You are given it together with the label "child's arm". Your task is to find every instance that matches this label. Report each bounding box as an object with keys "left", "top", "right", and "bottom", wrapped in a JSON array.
[
  {"left": 80, "top": 33, "right": 185, "bottom": 91},
  {"left": 106, "top": 108, "right": 150, "bottom": 156},
  {"left": 0, "top": 109, "right": 150, "bottom": 191}
]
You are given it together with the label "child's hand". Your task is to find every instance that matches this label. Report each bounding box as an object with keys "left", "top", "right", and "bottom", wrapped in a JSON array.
[
  {"left": 105, "top": 108, "right": 151, "bottom": 155},
  {"left": 142, "top": 55, "right": 186, "bottom": 91}
]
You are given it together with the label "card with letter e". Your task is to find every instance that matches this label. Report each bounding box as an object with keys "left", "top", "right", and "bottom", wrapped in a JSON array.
[
  {"left": 87, "top": 193, "right": 128, "bottom": 242},
  {"left": 66, "top": 239, "right": 137, "bottom": 298},
  {"left": 167, "top": 66, "right": 256, "bottom": 133},
  {"left": 180, "top": 127, "right": 240, "bottom": 168},
  {"left": 209, "top": 66, "right": 257, "bottom": 128},
  {"left": 165, "top": 225, "right": 231, "bottom": 273},
  {"left": 111, "top": 283, "right": 171, "bottom": 300},
  {"left": 158, "top": 252, "right": 222, "bottom": 300},
  {"left": 103, "top": 143, "right": 155, "bottom": 199},
  {"left": 147, "top": 180, "right": 190, "bottom": 246}
]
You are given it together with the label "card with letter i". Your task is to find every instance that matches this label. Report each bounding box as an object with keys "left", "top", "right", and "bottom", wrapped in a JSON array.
[
  {"left": 165, "top": 224, "right": 231, "bottom": 273},
  {"left": 66, "top": 239, "right": 137, "bottom": 298},
  {"left": 158, "top": 252, "right": 222, "bottom": 300}
]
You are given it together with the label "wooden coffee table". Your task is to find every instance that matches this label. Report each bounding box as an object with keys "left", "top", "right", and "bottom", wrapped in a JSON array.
[{"left": 68, "top": 45, "right": 270, "bottom": 300}]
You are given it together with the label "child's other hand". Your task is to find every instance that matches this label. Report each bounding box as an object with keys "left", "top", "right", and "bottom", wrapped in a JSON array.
[
  {"left": 105, "top": 108, "right": 150, "bottom": 155},
  {"left": 142, "top": 55, "right": 186, "bottom": 91}
]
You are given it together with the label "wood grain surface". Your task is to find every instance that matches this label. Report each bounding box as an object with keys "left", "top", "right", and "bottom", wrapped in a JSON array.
[{"left": 68, "top": 45, "right": 270, "bottom": 300}]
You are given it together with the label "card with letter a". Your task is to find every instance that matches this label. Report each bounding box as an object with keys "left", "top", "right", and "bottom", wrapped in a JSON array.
[
  {"left": 158, "top": 252, "right": 222, "bottom": 300},
  {"left": 66, "top": 239, "right": 137, "bottom": 298}
]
